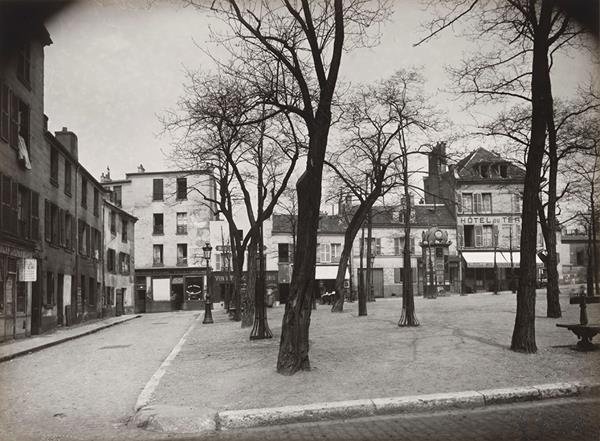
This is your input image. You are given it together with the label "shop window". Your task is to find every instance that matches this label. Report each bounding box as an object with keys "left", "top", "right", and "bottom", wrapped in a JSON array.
[
  {"left": 152, "top": 179, "right": 163, "bottom": 201},
  {"left": 16, "top": 280, "right": 26, "bottom": 313},
  {"left": 176, "top": 177, "right": 187, "bottom": 200}
]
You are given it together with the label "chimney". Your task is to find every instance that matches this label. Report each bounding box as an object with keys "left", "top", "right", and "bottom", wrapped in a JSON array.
[
  {"left": 137, "top": 163, "right": 145, "bottom": 173},
  {"left": 100, "top": 166, "right": 112, "bottom": 183},
  {"left": 55, "top": 127, "right": 78, "bottom": 161}
]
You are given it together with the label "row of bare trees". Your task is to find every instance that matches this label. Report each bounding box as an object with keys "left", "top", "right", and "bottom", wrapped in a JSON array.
[{"left": 164, "top": 0, "right": 596, "bottom": 375}]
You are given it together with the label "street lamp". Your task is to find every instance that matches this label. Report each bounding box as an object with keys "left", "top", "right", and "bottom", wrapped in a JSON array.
[
  {"left": 202, "top": 242, "right": 214, "bottom": 324},
  {"left": 493, "top": 226, "right": 499, "bottom": 295},
  {"left": 250, "top": 224, "right": 272, "bottom": 340},
  {"left": 369, "top": 251, "right": 376, "bottom": 302}
]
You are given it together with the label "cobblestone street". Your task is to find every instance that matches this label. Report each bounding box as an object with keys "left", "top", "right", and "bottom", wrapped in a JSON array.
[{"left": 189, "top": 398, "right": 600, "bottom": 441}]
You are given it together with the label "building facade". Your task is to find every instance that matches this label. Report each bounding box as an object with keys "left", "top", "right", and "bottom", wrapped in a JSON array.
[
  {"left": 102, "top": 168, "right": 217, "bottom": 312},
  {"left": 103, "top": 200, "right": 137, "bottom": 316}
]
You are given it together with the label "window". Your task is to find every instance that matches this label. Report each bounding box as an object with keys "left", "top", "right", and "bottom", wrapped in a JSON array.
[
  {"left": 474, "top": 225, "right": 483, "bottom": 247},
  {"left": 331, "top": 243, "right": 341, "bottom": 263},
  {"left": 500, "top": 164, "right": 508, "bottom": 178},
  {"left": 17, "top": 41, "right": 31, "bottom": 87},
  {"left": 372, "top": 238, "right": 382, "bottom": 255},
  {"left": 64, "top": 161, "right": 72, "bottom": 196},
  {"left": 483, "top": 225, "right": 494, "bottom": 247},
  {"left": 112, "top": 185, "right": 122, "bottom": 207},
  {"left": 46, "top": 271, "right": 54, "bottom": 306},
  {"left": 153, "top": 213, "right": 163, "bottom": 235},
  {"left": 153, "top": 244, "right": 164, "bottom": 266},
  {"left": 44, "top": 200, "right": 59, "bottom": 245},
  {"left": 394, "top": 268, "right": 404, "bottom": 284},
  {"left": 0, "top": 83, "right": 8, "bottom": 141},
  {"left": 394, "top": 237, "right": 403, "bottom": 255},
  {"left": 512, "top": 194, "right": 522, "bottom": 213},
  {"left": 176, "top": 212, "right": 187, "bottom": 234},
  {"left": 176, "top": 177, "right": 187, "bottom": 200},
  {"left": 177, "top": 243, "right": 188, "bottom": 265},
  {"left": 93, "top": 188, "right": 99, "bottom": 216},
  {"left": 278, "top": 243, "right": 289, "bottom": 263},
  {"left": 1, "top": 175, "right": 17, "bottom": 235},
  {"left": 92, "top": 228, "right": 101, "bottom": 259},
  {"left": 107, "top": 249, "right": 116, "bottom": 273},
  {"left": 463, "top": 225, "right": 474, "bottom": 247},
  {"left": 81, "top": 177, "right": 87, "bottom": 208},
  {"left": 152, "top": 179, "right": 163, "bottom": 201},
  {"left": 17, "top": 185, "right": 31, "bottom": 239},
  {"left": 31, "top": 191, "right": 39, "bottom": 241},
  {"left": 78, "top": 220, "right": 88, "bottom": 255},
  {"left": 121, "top": 217, "right": 128, "bottom": 242},
  {"left": 110, "top": 210, "right": 116, "bottom": 235},
  {"left": 65, "top": 212, "right": 73, "bottom": 250},
  {"left": 119, "top": 252, "right": 130, "bottom": 274},
  {"left": 462, "top": 193, "right": 473, "bottom": 213},
  {"left": 576, "top": 250, "right": 585, "bottom": 266},
  {"left": 480, "top": 164, "right": 489, "bottom": 178},
  {"left": 317, "top": 243, "right": 330, "bottom": 263},
  {"left": 17, "top": 99, "right": 29, "bottom": 151},
  {"left": 50, "top": 148, "right": 59, "bottom": 186},
  {"left": 481, "top": 193, "right": 492, "bottom": 213},
  {"left": 89, "top": 277, "right": 96, "bottom": 306}
]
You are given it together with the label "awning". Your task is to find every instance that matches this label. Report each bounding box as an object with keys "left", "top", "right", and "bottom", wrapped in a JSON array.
[
  {"left": 462, "top": 251, "right": 542, "bottom": 268},
  {"left": 315, "top": 265, "right": 349, "bottom": 280}
]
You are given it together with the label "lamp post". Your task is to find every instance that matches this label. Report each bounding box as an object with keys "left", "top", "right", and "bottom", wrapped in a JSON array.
[
  {"left": 250, "top": 224, "right": 272, "bottom": 340},
  {"left": 493, "top": 226, "right": 499, "bottom": 295},
  {"left": 369, "top": 251, "right": 376, "bottom": 302},
  {"left": 202, "top": 242, "right": 214, "bottom": 324}
]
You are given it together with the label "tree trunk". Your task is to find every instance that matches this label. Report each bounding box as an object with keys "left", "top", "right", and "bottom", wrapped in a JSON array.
[
  {"left": 332, "top": 195, "right": 378, "bottom": 312},
  {"left": 366, "top": 207, "right": 374, "bottom": 302},
  {"left": 591, "top": 190, "right": 599, "bottom": 296},
  {"left": 398, "top": 164, "right": 418, "bottom": 327},
  {"left": 241, "top": 238, "right": 257, "bottom": 327},
  {"left": 358, "top": 225, "right": 367, "bottom": 316},
  {"left": 511, "top": 1, "right": 553, "bottom": 353},
  {"left": 229, "top": 225, "right": 242, "bottom": 322},
  {"left": 276, "top": 121, "right": 329, "bottom": 375},
  {"left": 544, "top": 113, "right": 561, "bottom": 318}
]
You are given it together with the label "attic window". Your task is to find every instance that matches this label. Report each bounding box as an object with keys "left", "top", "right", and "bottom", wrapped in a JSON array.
[
  {"left": 480, "top": 164, "right": 489, "bottom": 178},
  {"left": 499, "top": 164, "right": 508, "bottom": 178}
]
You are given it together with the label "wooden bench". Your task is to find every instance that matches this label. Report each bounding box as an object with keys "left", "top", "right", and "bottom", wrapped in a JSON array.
[{"left": 556, "top": 293, "right": 600, "bottom": 351}]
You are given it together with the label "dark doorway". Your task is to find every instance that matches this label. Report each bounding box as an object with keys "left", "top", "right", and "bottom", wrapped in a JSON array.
[
  {"left": 135, "top": 288, "right": 146, "bottom": 313},
  {"left": 171, "top": 283, "right": 184, "bottom": 310},
  {"left": 31, "top": 266, "right": 41, "bottom": 335},
  {"left": 116, "top": 289, "right": 124, "bottom": 316}
]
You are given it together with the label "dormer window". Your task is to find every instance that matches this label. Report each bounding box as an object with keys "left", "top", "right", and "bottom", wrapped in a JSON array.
[
  {"left": 499, "top": 164, "right": 508, "bottom": 178},
  {"left": 480, "top": 164, "right": 489, "bottom": 178}
]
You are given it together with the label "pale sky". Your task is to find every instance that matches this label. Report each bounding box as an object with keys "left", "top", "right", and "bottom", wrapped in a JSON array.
[{"left": 43, "top": 0, "right": 598, "bottom": 182}]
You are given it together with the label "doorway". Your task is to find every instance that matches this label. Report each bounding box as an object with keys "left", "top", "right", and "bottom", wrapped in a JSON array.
[
  {"left": 171, "top": 283, "right": 184, "bottom": 310},
  {"left": 57, "top": 274, "right": 64, "bottom": 325}
]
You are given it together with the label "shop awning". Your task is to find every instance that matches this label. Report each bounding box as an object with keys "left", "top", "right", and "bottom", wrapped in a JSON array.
[
  {"left": 462, "top": 251, "right": 542, "bottom": 268},
  {"left": 315, "top": 265, "right": 349, "bottom": 280}
]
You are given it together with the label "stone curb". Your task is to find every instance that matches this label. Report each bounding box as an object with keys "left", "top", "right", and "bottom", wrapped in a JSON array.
[
  {"left": 0, "top": 315, "right": 141, "bottom": 363},
  {"left": 135, "top": 381, "right": 600, "bottom": 434}
]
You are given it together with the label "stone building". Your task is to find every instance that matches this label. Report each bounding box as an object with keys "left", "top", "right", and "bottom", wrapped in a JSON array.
[
  {"left": 102, "top": 168, "right": 217, "bottom": 312},
  {"left": 103, "top": 199, "right": 137, "bottom": 316}
]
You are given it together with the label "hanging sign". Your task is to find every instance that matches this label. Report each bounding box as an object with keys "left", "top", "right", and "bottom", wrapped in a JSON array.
[{"left": 18, "top": 259, "right": 37, "bottom": 282}]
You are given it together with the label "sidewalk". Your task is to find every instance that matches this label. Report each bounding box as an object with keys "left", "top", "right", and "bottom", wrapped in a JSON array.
[
  {"left": 134, "top": 290, "right": 600, "bottom": 433},
  {"left": 0, "top": 314, "right": 140, "bottom": 362}
]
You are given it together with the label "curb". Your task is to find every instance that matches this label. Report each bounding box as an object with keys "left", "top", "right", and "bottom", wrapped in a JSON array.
[
  {"left": 135, "top": 381, "right": 600, "bottom": 434},
  {"left": 0, "top": 314, "right": 141, "bottom": 363}
]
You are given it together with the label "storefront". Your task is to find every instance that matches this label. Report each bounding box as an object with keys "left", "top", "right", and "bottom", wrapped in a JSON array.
[
  {"left": 137, "top": 267, "right": 210, "bottom": 312},
  {"left": 461, "top": 251, "right": 543, "bottom": 292}
]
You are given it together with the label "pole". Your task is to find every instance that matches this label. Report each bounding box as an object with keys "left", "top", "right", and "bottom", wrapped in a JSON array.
[
  {"left": 250, "top": 223, "right": 272, "bottom": 339},
  {"left": 203, "top": 257, "right": 213, "bottom": 324}
]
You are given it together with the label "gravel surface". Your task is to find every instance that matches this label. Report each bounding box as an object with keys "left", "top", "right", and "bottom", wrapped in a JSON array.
[{"left": 151, "top": 290, "right": 600, "bottom": 412}]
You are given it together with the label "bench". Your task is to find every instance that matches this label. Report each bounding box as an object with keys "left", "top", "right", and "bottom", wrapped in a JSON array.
[{"left": 556, "top": 292, "right": 600, "bottom": 351}]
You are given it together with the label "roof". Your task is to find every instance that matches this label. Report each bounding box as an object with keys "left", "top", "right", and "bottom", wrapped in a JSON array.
[
  {"left": 103, "top": 199, "right": 138, "bottom": 222},
  {"left": 453, "top": 148, "right": 525, "bottom": 181},
  {"left": 124, "top": 169, "right": 212, "bottom": 179},
  {"left": 272, "top": 203, "right": 456, "bottom": 235}
]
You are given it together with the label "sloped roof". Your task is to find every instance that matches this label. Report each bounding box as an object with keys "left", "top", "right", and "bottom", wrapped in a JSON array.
[
  {"left": 272, "top": 203, "right": 456, "bottom": 235},
  {"left": 454, "top": 148, "right": 525, "bottom": 180}
]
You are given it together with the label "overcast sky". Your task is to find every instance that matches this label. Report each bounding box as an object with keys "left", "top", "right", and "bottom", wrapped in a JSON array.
[{"left": 43, "top": 0, "right": 598, "bottom": 182}]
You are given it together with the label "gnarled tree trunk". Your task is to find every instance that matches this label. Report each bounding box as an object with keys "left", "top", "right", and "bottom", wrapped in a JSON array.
[{"left": 511, "top": 1, "right": 554, "bottom": 353}]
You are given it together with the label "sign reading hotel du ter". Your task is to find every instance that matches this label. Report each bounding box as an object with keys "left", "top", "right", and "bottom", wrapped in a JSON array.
[{"left": 458, "top": 216, "right": 521, "bottom": 224}]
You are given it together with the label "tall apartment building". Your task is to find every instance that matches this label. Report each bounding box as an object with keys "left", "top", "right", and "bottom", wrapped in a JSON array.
[{"left": 102, "top": 168, "right": 217, "bottom": 312}]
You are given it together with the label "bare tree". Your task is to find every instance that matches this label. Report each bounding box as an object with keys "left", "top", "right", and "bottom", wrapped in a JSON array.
[
  {"left": 165, "top": 72, "right": 300, "bottom": 330},
  {"left": 418, "top": 0, "right": 592, "bottom": 352},
  {"left": 191, "top": 0, "right": 389, "bottom": 374}
]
